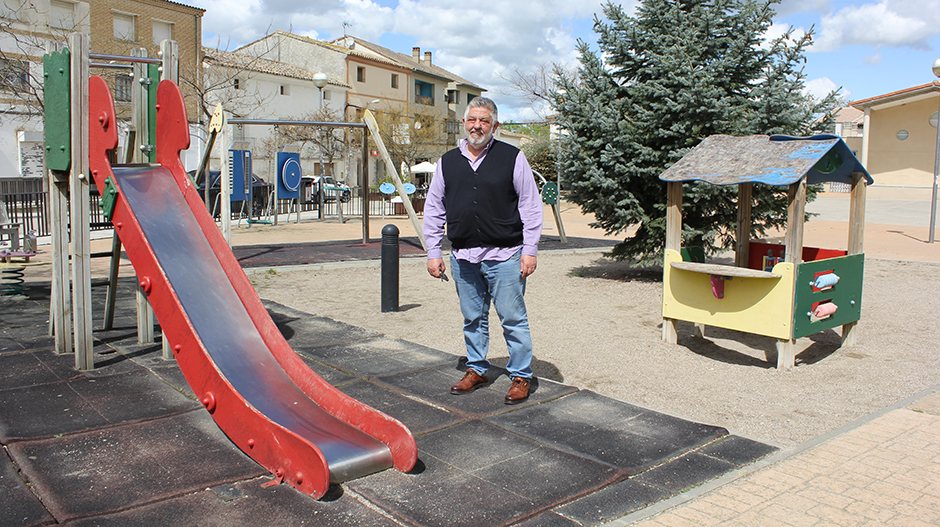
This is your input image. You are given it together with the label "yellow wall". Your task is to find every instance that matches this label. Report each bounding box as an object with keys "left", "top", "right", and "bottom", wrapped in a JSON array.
[{"left": 866, "top": 95, "right": 939, "bottom": 191}]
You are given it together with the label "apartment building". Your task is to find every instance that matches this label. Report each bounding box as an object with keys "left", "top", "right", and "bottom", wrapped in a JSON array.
[
  {"left": 0, "top": 0, "right": 203, "bottom": 184},
  {"left": 202, "top": 46, "right": 351, "bottom": 181},
  {"left": 86, "top": 0, "right": 204, "bottom": 121}
]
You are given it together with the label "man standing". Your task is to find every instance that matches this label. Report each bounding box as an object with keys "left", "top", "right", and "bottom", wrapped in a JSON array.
[{"left": 423, "top": 97, "right": 543, "bottom": 405}]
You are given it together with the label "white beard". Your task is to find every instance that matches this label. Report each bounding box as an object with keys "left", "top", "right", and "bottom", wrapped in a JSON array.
[{"left": 467, "top": 129, "right": 492, "bottom": 148}]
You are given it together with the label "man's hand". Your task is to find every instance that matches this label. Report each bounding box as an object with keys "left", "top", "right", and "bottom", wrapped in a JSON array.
[
  {"left": 520, "top": 255, "right": 537, "bottom": 278},
  {"left": 428, "top": 258, "right": 446, "bottom": 278}
]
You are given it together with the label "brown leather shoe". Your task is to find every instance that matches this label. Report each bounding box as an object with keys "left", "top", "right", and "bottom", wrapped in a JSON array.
[
  {"left": 451, "top": 369, "right": 488, "bottom": 394},
  {"left": 504, "top": 377, "right": 531, "bottom": 404}
]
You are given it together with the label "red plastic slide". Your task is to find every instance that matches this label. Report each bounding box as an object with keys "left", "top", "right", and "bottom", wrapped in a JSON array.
[{"left": 87, "top": 76, "right": 416, "bottom": 498}]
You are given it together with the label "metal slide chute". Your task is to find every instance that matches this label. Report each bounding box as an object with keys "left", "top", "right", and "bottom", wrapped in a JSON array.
[{"left": 87, "top": 76, "right": 417, "bottom": 498}]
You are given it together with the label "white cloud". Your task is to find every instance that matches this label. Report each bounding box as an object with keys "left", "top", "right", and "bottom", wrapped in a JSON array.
[
  {"left": 805, "top": 77, "right": 845, "bottom": 100},
  {"left": 813, "top": 0, "right": 940, "bottom": 52},
  {"left": 773, "top": 0, "right": 832, "bottom": 18}
]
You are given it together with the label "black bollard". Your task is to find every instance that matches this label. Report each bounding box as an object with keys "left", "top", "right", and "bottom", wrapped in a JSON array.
[{"left": 381, "top": 224, "right": 399, "bottom": 312}]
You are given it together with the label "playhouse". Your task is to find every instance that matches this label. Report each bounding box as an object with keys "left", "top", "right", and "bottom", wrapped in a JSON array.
[{"left": 659, "top": 134, "right": 873, "bottom": 369}]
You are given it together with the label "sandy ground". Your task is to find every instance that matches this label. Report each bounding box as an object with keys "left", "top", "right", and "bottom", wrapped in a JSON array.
[
  {"left": 248, "top": 198, "right": 940, "bottom": 449},
  {"left": 16, "top": 197, "right": 940, "bottom": 449}
]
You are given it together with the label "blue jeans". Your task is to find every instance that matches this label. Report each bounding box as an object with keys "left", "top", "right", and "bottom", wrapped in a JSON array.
[{"left": 450, "top": 251, "right": 533, "bottom": 379}]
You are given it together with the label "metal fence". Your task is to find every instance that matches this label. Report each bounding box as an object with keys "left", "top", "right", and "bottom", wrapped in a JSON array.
[{"left": 2, "top": 182, "right": 422, "bottom": 239}]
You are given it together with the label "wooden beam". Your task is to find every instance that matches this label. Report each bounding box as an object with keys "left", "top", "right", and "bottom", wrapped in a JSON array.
[
  {"left": 776, "top": 180, "right": 807, "bottom": 370},
  {"left": 843, "top": 172, "right": 868, "bottom": 346},
  {"left": 663, "top": 181, "right": 682, "bottom": 343},
  {"left": 735, "top": 183, "right": 752, "bottom": 268},
  {"left": 69, "top": 33, "right": 93, "bottom": 371}
]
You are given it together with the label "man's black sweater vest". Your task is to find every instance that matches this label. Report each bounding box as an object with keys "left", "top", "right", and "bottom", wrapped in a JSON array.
[{"left": 440, "top": 140, "right": 523, "bottom": 250}]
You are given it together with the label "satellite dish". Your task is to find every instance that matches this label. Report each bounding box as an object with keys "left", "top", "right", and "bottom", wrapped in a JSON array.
[
  {"left": 403, "top": 183, "right": 416, "bottom": 194},
  {"left": 379, "top": 182, "right": 395, "bottom": 194}
]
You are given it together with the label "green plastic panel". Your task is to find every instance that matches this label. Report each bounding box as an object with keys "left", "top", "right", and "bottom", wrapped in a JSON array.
[
  {"left": 147, "top": 63, "right": 159, "bottom": 163},
  {"left": 541, "top": 181, "right": 558, "bottom": 205},
  {"left": 42, "top": 48, "right": 71, "bottom": 171},
  {"left": 99, "top": 177, "right": 119, "bottom": 221},
  {"left": 792, "top": 253, "right": 865, "bottom": 339},
  {"left": 680, "top": 246, "right": 705, "bottom": 263}
]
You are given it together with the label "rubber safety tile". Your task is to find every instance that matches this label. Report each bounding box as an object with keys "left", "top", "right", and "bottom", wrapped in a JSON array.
[
  {"left": 264, "top": 301, "right": 381, "bottom": 348},
  {"left": 0, "top": 348, "right": 77, "bottom": 391},
  {"left": 551, "top": 477, "right": 668, "bottom": 525},
  {"left": 376, "top": 363, "right": 578, "bottom": 417},
  {"left": 348, "top": 420, "right": 620, "bottom": 527},
  {"left": 65, "top": 479, "right": 403, "bottom": 527},
  {"left": 487, "top": 390, "right": 728, "bottom": 474},
  {"left": 0, "top": 452, "right": 53, "bottom": 527},
  {"left": 338, "top": 379, "right": 463, "bottom": 435},
  {"left": 305, "top": 336, "right": 454, "bottom": 377},
  {"left": 7, "top": 411, "right": 264, "bottom": 521},
  {"left": 0, "top": 368, "right": 200, "bottom": 441}
]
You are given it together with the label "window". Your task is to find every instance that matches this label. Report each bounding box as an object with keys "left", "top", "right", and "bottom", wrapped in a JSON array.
[
  {"left": 279, "top": 84, "right": 289, "bottom": 96},
  {"left": 0, "top": 58, "right": 29, "bottom": 93},
  {"left": 322, "top": 90, "right": 331, "bottom": 100},
  {"left": 233, "top": 78, "right": 240, "bottom": 90},
  {"left": 153, "top": 19, "right": 172, "bottom": 45},
  {"left": 467, "top": 93, "right": 475, "bottom": 105},
  {"left": 391, "top": 73, "right": 398, "bottom": 89},
  {"left": 113, "top": 12, "right": 135, "bottom": 41},
  {"left": 113, "top": 75, "right": 132, "bottom": 101},
  {"left": 414, "top": 80, "right": 434, "bottom": 105},
  {"left": 50, "top": 0, "right": 75, "bottom": 29},
  {"left": 357, "top": 66, "right": 365, "bottom": 83},
  {"left": 446, "top": 89, "right": 458, "bottom": 104},
  {"left": 896, "top": 130, "right": 909, "bottom": 141}
]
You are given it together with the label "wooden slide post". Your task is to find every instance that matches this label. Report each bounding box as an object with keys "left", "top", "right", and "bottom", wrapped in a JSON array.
[{"left": 361, "top": 109, "right": 426, "bottom": 251}]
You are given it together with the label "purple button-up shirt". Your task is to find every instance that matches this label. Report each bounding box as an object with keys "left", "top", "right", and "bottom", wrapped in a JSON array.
[{"left": 423, "top": 137, "right": 543, "bottom": 263}]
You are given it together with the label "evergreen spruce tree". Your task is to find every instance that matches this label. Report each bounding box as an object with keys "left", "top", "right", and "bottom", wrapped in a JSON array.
[{"left": 554, "top": 0, "right": 839, "bottom": 264}]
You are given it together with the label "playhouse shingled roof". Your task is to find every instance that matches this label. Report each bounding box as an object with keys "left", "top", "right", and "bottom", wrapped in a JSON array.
[{"left": 659, "top": 134, "right": 873, "bottom": 187}]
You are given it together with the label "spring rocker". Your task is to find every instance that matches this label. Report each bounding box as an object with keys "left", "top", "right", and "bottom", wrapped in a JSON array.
[{"left": 659, "top": 134, "right": 873, "bottom": 369}]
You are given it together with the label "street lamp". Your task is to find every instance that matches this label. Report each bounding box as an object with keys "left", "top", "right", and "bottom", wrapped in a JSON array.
[
  {"left": 930, "top": 58, "right": 940, "bottom": 243},
  {"left": 312, "top": 72, "right": 329, "bottom": 194},
  {"left": 312, "top": 72, "right": 328, "bottom": 109}
]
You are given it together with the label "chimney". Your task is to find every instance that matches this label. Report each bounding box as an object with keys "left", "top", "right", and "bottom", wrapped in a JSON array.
[
  {"left": 412, "top": 47, "right": 420, "bottom": 62},
  {"left": 424, "top": 51, "right": 432, "bottom": 66}
]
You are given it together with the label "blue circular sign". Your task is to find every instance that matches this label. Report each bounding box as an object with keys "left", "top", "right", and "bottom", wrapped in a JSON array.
[
  {"left": 281, "top": 157, "right": 301, "bottom": 191},
  {"left": 403, "top": 183, "right": 416, "bottom": 194},
  {"left": 379, "top": 182, "right": 395, "bottom": 194}
]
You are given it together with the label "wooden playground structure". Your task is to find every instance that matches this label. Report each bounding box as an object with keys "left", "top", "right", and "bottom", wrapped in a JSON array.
[{"left": 659, "top": 134, "right": 873, "bottom": 369}]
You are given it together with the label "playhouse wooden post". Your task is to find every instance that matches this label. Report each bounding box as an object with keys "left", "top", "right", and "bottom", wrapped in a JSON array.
[
  {"left": 842, "top": 171, "right": 868, "bottom": 346},
  {"left": 662, "top": 181, "right": 682, "bottom": 344},
  {"left": 735, "top": 183, "right": 752, "bottom": 268},
  {"left": 775, "top": 179, "right": 807, "bottom": 369}
]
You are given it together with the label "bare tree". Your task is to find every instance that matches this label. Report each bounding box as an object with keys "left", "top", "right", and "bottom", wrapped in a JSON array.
[
  {"left": 497, "top": 62, "right": 578, "bottom": 120},
  {"left": 371, "top": 103, "right": 450, "bottom": 182},
  {"left": 0, "top": 0, "right": 87, "bottom": 124},
  {"left": 277, "top": 106, "right": 349, "bottom": 178},
  {"left": 185, "top": 46, "right": 279, "bottom": 123}
]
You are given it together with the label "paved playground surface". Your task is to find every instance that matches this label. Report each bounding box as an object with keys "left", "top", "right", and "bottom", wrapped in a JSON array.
[{"left": 3, "top": 196, "right": 940, "bottom": 525}]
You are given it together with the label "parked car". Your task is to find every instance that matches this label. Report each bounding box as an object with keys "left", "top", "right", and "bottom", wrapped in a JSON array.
[
  {"left": 303, "top": 175, "right": 351, "bottom": 203},
  {"left": 187, "top": 170, "right": 271, "bottom": 218}
]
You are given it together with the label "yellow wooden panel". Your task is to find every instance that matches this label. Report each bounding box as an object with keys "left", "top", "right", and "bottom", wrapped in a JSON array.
[{"left": 662, "top": 250, "right": 795, "bottom": 339}]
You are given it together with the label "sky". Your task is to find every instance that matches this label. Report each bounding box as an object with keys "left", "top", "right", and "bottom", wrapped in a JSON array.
[{"left": 198, "top": 0, "right": 940, "bottom": 122}]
